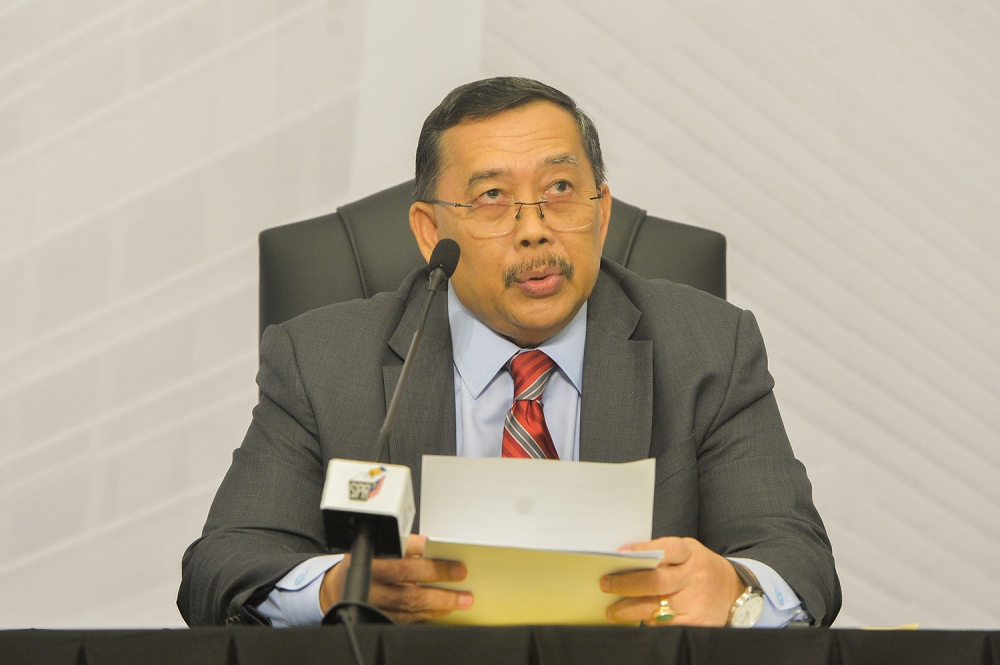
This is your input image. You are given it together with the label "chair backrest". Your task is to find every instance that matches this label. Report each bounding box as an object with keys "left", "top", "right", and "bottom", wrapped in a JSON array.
[{"left": 259, "top": 181, "right": 726, "bottom": 339}]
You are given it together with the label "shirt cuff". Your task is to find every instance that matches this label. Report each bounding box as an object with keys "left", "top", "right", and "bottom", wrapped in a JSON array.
[
  {"left": 255, "top": 554, "right": 345, "bottom": 627},
  {"left": 728, "top": 557, "right": 811, "bottom": 628}
]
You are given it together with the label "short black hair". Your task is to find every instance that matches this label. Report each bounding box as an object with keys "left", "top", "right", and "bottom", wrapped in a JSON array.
[{"left": 414, "top": 77, "right": 606, "bottom": 202}]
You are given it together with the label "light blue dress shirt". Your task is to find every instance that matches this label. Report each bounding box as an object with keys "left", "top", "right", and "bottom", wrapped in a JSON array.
[
  {"left": 258, "top": 288, "right": 808, "bottom": 627},
  {"left": 449, "top": 287, "right": 585, "bottom": 461}
]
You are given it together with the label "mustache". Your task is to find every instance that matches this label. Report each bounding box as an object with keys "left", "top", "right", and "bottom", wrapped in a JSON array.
[{"left": 502, "top": 254, "right": 575, "bottom": 288}]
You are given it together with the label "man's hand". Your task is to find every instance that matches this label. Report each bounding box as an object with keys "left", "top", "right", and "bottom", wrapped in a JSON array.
[
  {"left": 601, "top": 537, "right": 744, "bottom": 626},
  {"left": 319, "top": 534, "right": 473, "bottom": 623}
]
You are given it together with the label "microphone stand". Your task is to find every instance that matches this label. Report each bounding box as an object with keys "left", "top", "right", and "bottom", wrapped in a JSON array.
[{"left": 323, "top": 245, "right": 459, "bottom": 662}]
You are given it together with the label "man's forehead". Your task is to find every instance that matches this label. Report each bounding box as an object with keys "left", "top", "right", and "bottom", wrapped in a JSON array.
[
  {"left": 437, "top": 104, "right": 592, "bottom": 189},
  {"left": 464, "top": 154, "right": 583, "bottom": 189}
]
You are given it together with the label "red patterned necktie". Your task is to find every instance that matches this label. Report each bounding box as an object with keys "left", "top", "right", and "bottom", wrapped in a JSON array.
[{"left": 502, "top": 350, "right": 560, "bottom": 460}]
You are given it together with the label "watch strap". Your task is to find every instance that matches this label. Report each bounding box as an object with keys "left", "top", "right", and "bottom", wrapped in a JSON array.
[{"left": 730, "top": 561, "right": 763, "bottom": 593}]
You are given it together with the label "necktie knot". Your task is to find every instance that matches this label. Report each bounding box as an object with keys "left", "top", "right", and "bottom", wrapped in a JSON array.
[{"left": 507, "top": 350, "right": 556, "bottom": 401}]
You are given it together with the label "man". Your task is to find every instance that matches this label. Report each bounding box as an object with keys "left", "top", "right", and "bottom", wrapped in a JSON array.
[{"left": 178, "top": 77, "right": 840, "bottom": 628}]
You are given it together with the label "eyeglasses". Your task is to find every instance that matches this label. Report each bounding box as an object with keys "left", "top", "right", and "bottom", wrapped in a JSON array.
[{"left": 427, "top": 188, "right": 603, "bottom": 238}]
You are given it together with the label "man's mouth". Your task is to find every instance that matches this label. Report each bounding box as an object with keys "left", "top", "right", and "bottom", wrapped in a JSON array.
[
  {"left": 503, "top": 255, "right": 574, "bottom": 289},
  {"left": 515, "top": 266, "right": 563, "bottom": 283}
]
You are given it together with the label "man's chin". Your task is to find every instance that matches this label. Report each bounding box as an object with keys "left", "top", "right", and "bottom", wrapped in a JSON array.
[{"left": 499, "top": 308, "right": 580, "bottom": 348}]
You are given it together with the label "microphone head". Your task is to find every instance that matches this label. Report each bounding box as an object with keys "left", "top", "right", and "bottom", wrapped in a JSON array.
[{"left": 428, "top": 238, "right": 461, "bottom": 278}]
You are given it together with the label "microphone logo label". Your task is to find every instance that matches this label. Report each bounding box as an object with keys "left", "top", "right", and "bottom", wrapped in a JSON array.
[{"left": 348, "top": 466, "right": 387, "bottom": 501}]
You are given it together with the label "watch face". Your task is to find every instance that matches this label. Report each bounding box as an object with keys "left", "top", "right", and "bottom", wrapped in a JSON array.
[{"left": 731, "top": 594, "right": 766, "bottom": 628}]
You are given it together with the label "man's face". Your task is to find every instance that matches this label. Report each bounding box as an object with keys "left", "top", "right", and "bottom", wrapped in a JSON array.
[{"left": 410, "top": 101, "right": 612, "bottom": 347}]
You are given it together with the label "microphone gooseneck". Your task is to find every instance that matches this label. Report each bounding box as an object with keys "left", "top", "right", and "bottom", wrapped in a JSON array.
[{"left": 372, "top": 239, "right": 460, "bottom": 463}]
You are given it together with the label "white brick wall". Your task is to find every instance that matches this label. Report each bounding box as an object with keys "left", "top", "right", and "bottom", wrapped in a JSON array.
[{"left": 1, "top": 0, "right": 997, "bottom": 629}]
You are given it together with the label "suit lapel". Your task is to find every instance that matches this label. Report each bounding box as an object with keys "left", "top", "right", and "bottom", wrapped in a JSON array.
[
  {"left": 579, "top": 269, "right": 653, "bottom": 463},
  {"left": 383, "top": 277, "right": 455, "bottom": 525}
]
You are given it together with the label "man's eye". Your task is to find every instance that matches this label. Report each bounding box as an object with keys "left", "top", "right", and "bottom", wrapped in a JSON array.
[
  {"left": 546, "top": 180, "right": 573, "bottom": 197},
  {"left": 476, "top": 189, "right": 507, "bottom": 205}
]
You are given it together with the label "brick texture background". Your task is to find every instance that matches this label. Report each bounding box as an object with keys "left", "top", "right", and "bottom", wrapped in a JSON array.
[{"left": 0, "top": 0, "right": 997, "bottom": 628}]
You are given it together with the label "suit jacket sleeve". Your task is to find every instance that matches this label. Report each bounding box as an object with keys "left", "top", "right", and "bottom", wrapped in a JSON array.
[
  {"left": 177, "top": 323, "right": 330, "bottom": 626},
  {"left": 694, "top": 308, "right": 841, "bottom": 625}
]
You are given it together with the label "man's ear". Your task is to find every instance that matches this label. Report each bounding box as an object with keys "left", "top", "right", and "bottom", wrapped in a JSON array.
[
  {"left": 597, "top": 183, "right": 613, "bottom": 246},
  {"left": 409, "top": 201, "right": 440, "bottom": 263}
]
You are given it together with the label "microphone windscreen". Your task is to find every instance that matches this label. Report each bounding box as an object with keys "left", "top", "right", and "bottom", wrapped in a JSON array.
[{"left": 428, "top": 238, "right": 461, "bottom": 277}]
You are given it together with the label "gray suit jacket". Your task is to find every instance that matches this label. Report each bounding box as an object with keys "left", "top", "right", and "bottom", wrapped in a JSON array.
[{"left": 178, "top": 259, "right": 840, "bottom": 626}]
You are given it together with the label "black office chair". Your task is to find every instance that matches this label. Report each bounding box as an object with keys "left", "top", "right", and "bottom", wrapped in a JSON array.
[{"left": 259, "top": 181, "right": 725, "bottom": 339}]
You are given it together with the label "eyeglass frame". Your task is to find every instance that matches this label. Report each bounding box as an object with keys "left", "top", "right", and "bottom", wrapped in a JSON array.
[{"left": 424, "top": 192, "right": 604, "bottom": 237}]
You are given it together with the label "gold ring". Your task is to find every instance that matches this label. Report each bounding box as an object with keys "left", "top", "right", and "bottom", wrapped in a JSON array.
[{"left": 652, "top": 596, "right": 675, "bottom": 622}]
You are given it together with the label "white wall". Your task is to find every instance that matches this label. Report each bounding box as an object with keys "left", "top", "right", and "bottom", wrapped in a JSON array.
[{"left": 1, "top": 0, "right": 997, "bottom": 629}]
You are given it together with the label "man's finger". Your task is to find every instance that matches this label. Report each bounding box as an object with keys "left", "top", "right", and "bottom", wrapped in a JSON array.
[
  {"left": 405, "top": 534, "right": 427, "bottom": 557},
  {"left": 606, "top": 596, "right": 684, "bottom": 625},
  {"left": 371, "top": 556, "right": 466, "bottom": 585},
  {"left": 370, "top": 582, "right": 473, "bottom": 616},
  {"left": 600, "top": 565, "right": 681, "bottom": 598}
]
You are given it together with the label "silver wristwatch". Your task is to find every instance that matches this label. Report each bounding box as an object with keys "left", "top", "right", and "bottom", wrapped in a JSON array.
[{"left": 727, "top": 561, "right": 765, "bottom": 628}]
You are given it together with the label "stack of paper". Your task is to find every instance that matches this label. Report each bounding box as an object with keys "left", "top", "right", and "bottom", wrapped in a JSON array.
[{"left": 420, "top": 455, "right": 662, "bottom": 625}]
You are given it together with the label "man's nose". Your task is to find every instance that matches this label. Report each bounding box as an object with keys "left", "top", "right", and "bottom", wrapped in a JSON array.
[{"left": 511, "top": 201, "right": 550, "bottom": 247}]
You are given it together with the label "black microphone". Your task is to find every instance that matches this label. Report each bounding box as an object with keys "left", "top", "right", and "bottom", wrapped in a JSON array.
[
  {"left": 322, "top": 239, "right": 460, "bottom": 630},
  {"left": 427, "top": 238, "right": 460, "bottom": 295}
]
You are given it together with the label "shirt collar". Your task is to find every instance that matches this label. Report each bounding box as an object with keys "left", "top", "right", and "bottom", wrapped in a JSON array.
[{"left": 448, "top": 287, "right": 587, "bottom": 399}]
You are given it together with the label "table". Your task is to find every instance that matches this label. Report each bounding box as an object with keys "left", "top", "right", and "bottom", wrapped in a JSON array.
[{"left": 3, "top": 625, "right": 998, "bottom": 664}]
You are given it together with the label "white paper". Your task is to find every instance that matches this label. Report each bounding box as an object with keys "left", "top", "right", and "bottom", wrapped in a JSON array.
[{"left": 419, "top": 455, "right": 655, "bottom": 552}]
